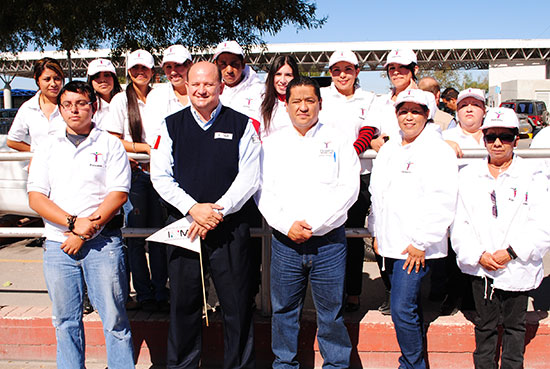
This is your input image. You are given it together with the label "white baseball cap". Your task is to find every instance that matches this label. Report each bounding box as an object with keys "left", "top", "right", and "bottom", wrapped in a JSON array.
[
  {"left": 127, "top": 50, "right": 154, "bottom": 70},
  {"left": 328, "top": 49, "right": 359, "bottom": 68},
  {"left": 457, "top": 88, "right": 486, "bottom": 105},
  {"left": 213, "top": 41, "right": 244, "bottom": 61},
  {"left": 87, "top": 59, "right": 116, "bottom": 76},
  {"left": 162, "top": 45, "right": 192, "bottom": 66},
  {"left": 384, "top": 48, "right": 417, "bottom": 67},
  {"left": 481, "top": 108, "right": 519, "bottom": 130},
  {"left": 394, "top": 89, "right": 431, "bottom": 110}
]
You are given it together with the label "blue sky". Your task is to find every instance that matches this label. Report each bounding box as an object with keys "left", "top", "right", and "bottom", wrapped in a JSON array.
[{"left": 10, "top": 0, "right": 550, "bottom": 93}]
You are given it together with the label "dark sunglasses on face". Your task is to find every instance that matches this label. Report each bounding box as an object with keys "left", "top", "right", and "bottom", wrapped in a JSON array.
[{"left": 483, "top": 133, "right": 516, "bottom": 144}]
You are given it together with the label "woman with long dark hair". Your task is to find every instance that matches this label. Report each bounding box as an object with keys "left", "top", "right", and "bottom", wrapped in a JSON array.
[
  {"left": 7, "top": 57, "right": 65, "bottom": 151},
  {"left": 106, "top": 49, "right": 168, "bottom": 312},
  {"left": 259, "top": 55, "right": 299, "bottom": 136},
  {"left": 86, "top": 58, "right": 122, "bottom": 130}
]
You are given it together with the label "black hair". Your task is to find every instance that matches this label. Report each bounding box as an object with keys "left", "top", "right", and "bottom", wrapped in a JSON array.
[
  {"left": 442, "top": 87, "right": 459, "bottom": 100},
  {"left": 386, "top": 62, "right": 418, "bottom": 82},
  {"left": 57, "top": 81, "right": 97, "bottom": 106},
  {"left": 86, "top": 71, "right": 122, "bottom": 110},
  {"left": 260, "top": 55, "right": 300, "bottom": 133},
  {"left": 285, "top": 76, "right": 321, "bottom": 102},
  {"left": 395, "top": 102, "right": 429, "bottom": 115},
  {"left": 126, "top": 81, "right": 151, "bottom": 143}
]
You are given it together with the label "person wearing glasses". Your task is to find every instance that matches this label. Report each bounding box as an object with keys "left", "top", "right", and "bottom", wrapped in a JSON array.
[
  {"left": 368, "top": 89, "right": 458, "bottom": 369},
  {"left": 451, "top": 107, "right": 550, "bottom": 369},
  {"left": 27, "top": 81, "right": 134, "bottom": 368}
]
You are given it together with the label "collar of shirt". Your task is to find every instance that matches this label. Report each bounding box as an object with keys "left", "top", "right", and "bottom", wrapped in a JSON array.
[
  {"left": 289, "top": 120, "right": 323, "bottom": 138},
  {"left": 479, "top": 155, "right": 521, "bottom": 180},
  {"left": 29, "top": 91, "right": 61, "bottom": 117},
  {"left": 190, "top": 101, "right": 222, "bottom": 130},
  {"left": 54, "top": 123, "right": 101, "bottom": 145}
]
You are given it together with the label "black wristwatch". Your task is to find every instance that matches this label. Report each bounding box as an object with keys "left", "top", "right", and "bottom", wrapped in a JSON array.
[{"left": 506, "top": 246, "right": 518, "bottom": 260}]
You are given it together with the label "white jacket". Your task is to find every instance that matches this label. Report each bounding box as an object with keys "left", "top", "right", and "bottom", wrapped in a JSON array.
[
  {"left": 220, "top": 65, "right": 264, "bottom": 121},
  {"left": 451, "top": 156, "right": 550, "bottom": 291},
  {"left": 369, "top": 126, "right": 458, "bottom": 259}
]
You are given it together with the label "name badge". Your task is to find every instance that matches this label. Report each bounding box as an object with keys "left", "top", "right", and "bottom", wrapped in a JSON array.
[{"left": 215, "top": 132, "right": 233, "bottom": 140}]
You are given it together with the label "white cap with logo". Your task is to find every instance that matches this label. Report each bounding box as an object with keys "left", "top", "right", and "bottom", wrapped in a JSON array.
[
  {"left": 385, "top": 48, "right": 417, "bottom": 67},
  {"left": 162, "top": 45, "right": 192, "bottom": 66},
  {"left": 481, "top": 108, "right": 519, "bottom": 130},
  {"left": 328, "top": 49, "right": 359, "bottom": 68},
  {"left": 87, "top": 59, "right": 116, "bottom": 76},
  {"left": 394, "top": 89, "right": 431, "bottom": 110},
  {"left": 127, "top": 50, "right": 155, "bottom": 70},
  {"left": 457, "top": 88, "right": 486, "bottom": 105},
  {"left": 213, "top": 41, "right": 244, "bottom": 61}
]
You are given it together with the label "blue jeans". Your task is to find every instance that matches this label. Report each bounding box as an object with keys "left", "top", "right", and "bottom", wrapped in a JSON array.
[
  {"left": 127, "top": 169, "right": 168, "bottom": 302},
  {"left": 270, "top": 226, "right": 351, "bottom": 369},
  {"left": 43, "top": 229, "right": 134, "bottom": 369},
  {"left": 386, "top": 258, "right": 431, "bottom": 369}
]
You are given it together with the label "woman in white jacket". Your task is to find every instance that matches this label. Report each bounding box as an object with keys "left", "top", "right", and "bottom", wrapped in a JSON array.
[
  {"left": 369, "top": 89, "right": 458, "bottom": 369},
  {"left": 451, "top": 107, "right": 550, "bottom": 369}
]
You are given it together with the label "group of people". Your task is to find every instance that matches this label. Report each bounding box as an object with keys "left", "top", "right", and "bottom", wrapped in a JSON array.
[{"left": 7, "top": 41, "right": 550, "bottom": 369}]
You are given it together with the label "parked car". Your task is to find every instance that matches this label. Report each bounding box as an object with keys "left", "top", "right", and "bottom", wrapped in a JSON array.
[
  {"left": 500, "top": 100, "right": 549, "bottom": 133},
  {"left": 0, "top": 108, "right": 18, "bottom": 134}
]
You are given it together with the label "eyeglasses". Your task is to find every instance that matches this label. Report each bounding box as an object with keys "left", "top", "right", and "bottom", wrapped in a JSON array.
[
  {"left": 60, "top": 101, "right": 92, "bottom": 110},
  {"left": 483, "top": 133, "right": 516, "bottom": 144},
  {"left": 490, "top": 190, "right": 498, "bottom": 218}
]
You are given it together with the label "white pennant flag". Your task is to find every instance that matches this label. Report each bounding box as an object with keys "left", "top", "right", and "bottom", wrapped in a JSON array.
[{"left": 146, "top": 215, "right": 200, "bottom": 252}]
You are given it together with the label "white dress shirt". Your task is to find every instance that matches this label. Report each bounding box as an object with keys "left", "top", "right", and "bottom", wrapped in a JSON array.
[
  {"left": 150, "top": 103, "right": 261, "bottom": 217},
  {"left": 256, "top": 122, "right": 360, "bottom": 236},
  {"left": 27, "top": 127, "right": 131, "bottom": 242},
  {"left": 7, "top": 91, "right": 65, "bottom": 151},
  {"left": 451, "top": 156, "right": 550, "bottom": 291}
]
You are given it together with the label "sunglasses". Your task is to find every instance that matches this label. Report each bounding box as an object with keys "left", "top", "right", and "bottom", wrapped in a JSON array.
[{"left": 483, "top": 133, "right": 516, "bottom": 144}]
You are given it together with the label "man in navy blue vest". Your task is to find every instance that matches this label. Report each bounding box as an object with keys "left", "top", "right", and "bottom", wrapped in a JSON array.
[{"left": 151, "top": 61, "right": 260, "bottom": 369}]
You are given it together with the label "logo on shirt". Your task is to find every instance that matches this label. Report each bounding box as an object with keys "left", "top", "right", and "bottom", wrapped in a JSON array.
[
  {"left": 319, "top": 142, "right": 334, "bottom": 157},
  {"left": 90, "top": 152, "right": 104, "bottom": 167},
  {"left": 402, "top": 161, "right": 414, "bottom": 173},
  {"left": 245, "top": 98, "right": 253, "bottom": 106},
  {"left": 214, "top": 132, "right": 233, "bottom": 140}
]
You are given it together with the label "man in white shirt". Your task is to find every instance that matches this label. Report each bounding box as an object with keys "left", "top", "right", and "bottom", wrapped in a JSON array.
[
  {"left": 212, "top": 40, "right": 264, "bottom": 120},
  {"left": 256, "top": 76, "right": 360, "bottom": 369},
  {"left": 27, "top": 81, "right": 133, "bottom": 368},
  {"left": 150, "top": 61, "right": 260, "bottom": 369}
]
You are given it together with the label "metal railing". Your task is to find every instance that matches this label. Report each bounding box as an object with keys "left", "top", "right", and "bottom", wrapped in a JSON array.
[{"left": 2, "top": 148, "right": 550, "bottom": 315}]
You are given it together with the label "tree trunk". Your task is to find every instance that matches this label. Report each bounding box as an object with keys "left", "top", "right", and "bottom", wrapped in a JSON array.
[{"left": 67, "top": 49, "right": 73, "bottom": 82}]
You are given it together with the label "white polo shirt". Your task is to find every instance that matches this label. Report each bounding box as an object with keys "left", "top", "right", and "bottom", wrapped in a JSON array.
[
  {"left": 320, "top": 85, "right": 377, "bottom": 174},
  {"left": 256, "top": 122, "right": 360, "bottom": 236},
  {"left": 219, "top": 65, "right": 264, "bottom": 121},
  {"left": 365, "top": 92, "right": 402, "bottom": 142},
  {"left": 92, "top": 97, "right": 112, "bottom": 131},
  {"left": 443, "top": 126, "right": 485, "bottom": 168},
  {"left": 27, "top": 127, "right": 131, "bottom": 242},
  {"left": 104, "top": 90, "right": 156, "bottom": 144},
  {"left": 144, "top": 83, "right": 189, "bottom": 144},
  {"left": 7, "top": 91, "right": 65, "bottom": 151}
]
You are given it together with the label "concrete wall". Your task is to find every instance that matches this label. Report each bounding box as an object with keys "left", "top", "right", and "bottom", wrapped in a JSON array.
[{"left": 487, "top": 61, "right": 550, "bottom": 107}]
